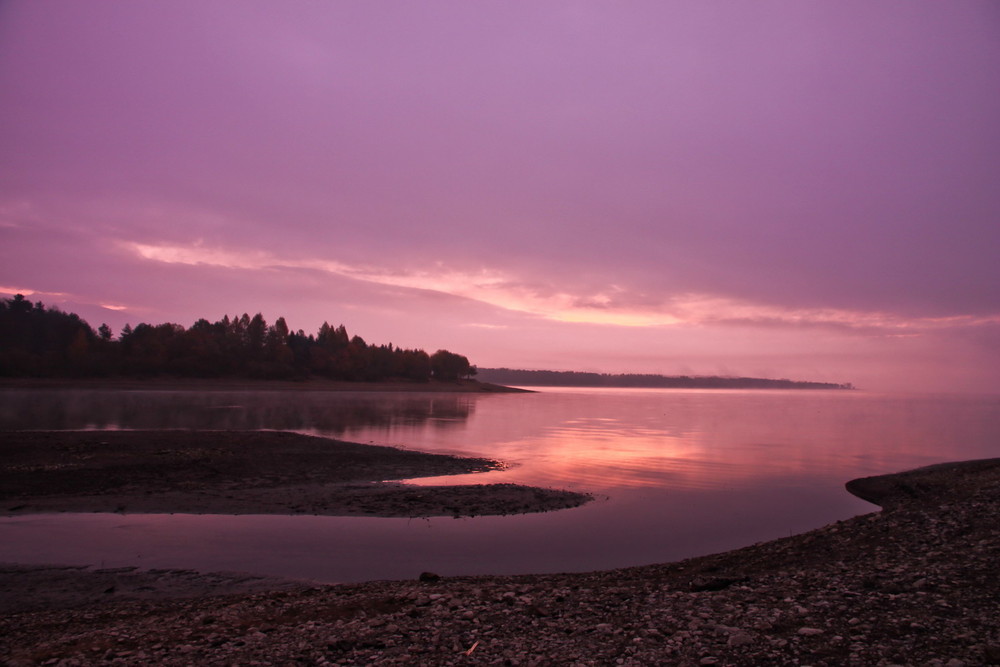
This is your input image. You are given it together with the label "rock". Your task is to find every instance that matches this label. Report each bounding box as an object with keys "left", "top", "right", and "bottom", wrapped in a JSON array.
[
  {"left": 727, "top": 632, "right": 753, "bottom": 647},
  {"left": 689, "top": 576, "right": 744, "bottom": 592}
]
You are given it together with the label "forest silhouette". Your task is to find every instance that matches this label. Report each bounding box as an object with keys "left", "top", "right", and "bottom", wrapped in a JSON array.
[{"left": 0, "top": 295, "right": 475, "bottom": 382}]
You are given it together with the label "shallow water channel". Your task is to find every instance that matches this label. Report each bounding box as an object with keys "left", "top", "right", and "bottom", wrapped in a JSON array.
[{"left": 2, "top": 387, "right": 998, "bottom": 583}]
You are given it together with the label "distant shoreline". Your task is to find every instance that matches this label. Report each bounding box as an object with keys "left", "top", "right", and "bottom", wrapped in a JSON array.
[
  {"left": 0, "top": 377, "right": 529, "bottom": 393},
  {"left": 476, "top": 367, "right": 855, "bottom": 390}
]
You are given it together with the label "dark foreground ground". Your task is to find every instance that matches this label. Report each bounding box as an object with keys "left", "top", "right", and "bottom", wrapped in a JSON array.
[
  {"left": 0, "top": 430, "right": 590, "bottom": 517},
  {"left": 3, "top": 459, "right": 1000, "bottom": 665}
]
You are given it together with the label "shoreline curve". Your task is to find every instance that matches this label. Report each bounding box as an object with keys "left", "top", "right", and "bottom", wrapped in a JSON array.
[{"left": 3, "top": 459, "right": 1000, "bottom": 664}]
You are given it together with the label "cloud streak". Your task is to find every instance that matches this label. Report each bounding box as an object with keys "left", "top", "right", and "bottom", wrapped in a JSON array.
[{"left": 121, "top": 240, "right": 998, "bottom": 338}]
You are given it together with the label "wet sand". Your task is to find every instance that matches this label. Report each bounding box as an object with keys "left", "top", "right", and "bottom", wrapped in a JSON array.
[
  {"left": 0, "top": 430, "right": 590, "bottom": 517},
  {"left": 2, "top": 459, "right": 999, "bottom": 665}
]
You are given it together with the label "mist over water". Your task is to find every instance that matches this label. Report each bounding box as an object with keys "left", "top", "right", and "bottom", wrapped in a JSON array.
[{"left": 2, "top": 388, "right": 998, "bottom": 582}]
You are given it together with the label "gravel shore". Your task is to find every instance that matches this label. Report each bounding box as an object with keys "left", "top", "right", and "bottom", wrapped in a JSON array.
[{"left": 3, "top": 459, "right": 999, "bottom": 666}]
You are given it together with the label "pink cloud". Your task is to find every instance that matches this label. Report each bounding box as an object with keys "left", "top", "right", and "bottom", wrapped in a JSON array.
[{"left": 1, "top": 1, "right": 998, "bottom": 392}]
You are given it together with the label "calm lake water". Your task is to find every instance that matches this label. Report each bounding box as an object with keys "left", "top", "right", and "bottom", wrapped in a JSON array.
[{"left": 2, "top": 387, "right": 998, "bottom": 583}]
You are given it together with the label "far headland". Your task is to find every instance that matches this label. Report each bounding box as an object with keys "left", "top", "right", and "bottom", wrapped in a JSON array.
[{"left": 475, "top": 367, "right": 855, "bottom": 390}]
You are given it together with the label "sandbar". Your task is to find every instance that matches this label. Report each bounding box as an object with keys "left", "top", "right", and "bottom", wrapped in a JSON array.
[{"left": 0, "top": 430, "right": 589, "bottom": 518}]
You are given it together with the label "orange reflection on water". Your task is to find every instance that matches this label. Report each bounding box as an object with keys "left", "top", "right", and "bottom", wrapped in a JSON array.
[
  {"left": 523, "top": 418, "right": 707, "bottom": 489},
  {"left": 407, "top": 414, "right": 798, "bottom": 493},
  {"left": 404, "top": 390, "right": 998, "bottom": 495}
]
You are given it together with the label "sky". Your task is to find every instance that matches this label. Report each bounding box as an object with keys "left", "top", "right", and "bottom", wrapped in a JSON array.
[{"left": 1, "top": 1, "right": 999, "bottom": 393}]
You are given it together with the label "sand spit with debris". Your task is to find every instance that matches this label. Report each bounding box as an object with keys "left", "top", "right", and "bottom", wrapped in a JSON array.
[{"left": 3, "top": 459, "right": 1000, "bottom": 665}]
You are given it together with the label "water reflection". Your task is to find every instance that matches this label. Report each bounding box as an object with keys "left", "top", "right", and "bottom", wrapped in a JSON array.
[
  {"left": 1, "top": 388, "right": 998, "bottom": 583},
  {"left": 345, "top": 389, "right": 1000, "bottom": 494},
  {"left": 0, "top": 389, "right": 476, "bottom": 434}
]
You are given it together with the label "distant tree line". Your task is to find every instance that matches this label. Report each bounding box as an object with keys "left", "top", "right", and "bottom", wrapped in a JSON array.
[
  {"left": 0, "top": 294, "right": 476, "bottom": 382},
  {"left": 476, "top": 368, "right": 854, "bottom": 390}
]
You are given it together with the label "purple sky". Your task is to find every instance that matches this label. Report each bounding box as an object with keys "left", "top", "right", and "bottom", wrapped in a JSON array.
[{"left": 2, "top": 1, "right": 998, "bottom": 392}]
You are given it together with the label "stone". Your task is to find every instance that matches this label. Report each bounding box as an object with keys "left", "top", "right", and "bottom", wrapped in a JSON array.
[{"left": 727, "top": 632, "right": 753, "bottom": 647}]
